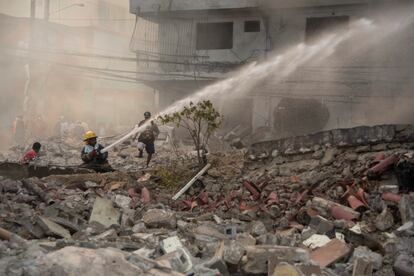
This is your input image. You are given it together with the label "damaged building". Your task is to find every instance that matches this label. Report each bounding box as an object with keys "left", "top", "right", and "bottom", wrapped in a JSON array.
[{"left": 129, "top": 0, "right": 414, "bottom": 141}]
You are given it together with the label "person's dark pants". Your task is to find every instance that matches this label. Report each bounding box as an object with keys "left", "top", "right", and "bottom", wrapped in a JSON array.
[
  {"left": 138, "top": 142, "right": 155, "bottom": 166},
  {"left": 145, "top": 142, "right": 155, "bottom": 155}
]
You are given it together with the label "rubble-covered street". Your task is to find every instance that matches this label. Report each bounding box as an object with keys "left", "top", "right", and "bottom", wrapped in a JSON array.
[{"left": 1, "top": 124, "right": 414, "bottom": 275}]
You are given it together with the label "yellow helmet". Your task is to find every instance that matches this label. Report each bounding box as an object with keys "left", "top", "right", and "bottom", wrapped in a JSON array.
[{"left": 83, "top": 131, "right": 97, "bottom": 141}]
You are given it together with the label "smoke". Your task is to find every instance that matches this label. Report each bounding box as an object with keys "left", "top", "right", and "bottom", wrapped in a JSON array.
[
  {"left": 3, "top": 2, "right": 414, "bottom": 151},
  {"left": 0, "top": 11, "right": 153, "bottom": 150}
]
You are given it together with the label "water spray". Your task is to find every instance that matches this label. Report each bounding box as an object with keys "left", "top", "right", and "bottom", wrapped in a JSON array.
[{"left": 101, "top": 17, "right": 414, "bottom": 153}]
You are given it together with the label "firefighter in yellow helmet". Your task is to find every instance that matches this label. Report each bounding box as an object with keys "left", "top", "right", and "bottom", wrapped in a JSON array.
[{"left": 80, "top": 131, "right": 113, "bottom": 172}]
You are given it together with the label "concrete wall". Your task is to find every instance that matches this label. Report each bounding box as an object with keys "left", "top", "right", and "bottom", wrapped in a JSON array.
[
  {"left": 261, "top": 0, "right": 371, "bottom": 9},
  {"left": 249, "top": 124, "right": 414, "bottom": 158},
  {"left": 130, "top": 0, "right": 259, "bottom": 13}
]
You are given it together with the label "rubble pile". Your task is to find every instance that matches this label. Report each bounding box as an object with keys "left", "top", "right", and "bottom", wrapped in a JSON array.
[
  {"left": 1, "top": 124, "right": 414, "bottom": 275},
  {"left": 0, "top": 137, "right": 182, "bottom": 171}
]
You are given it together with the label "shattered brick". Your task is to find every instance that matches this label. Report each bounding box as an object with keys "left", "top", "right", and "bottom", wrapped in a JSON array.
[{"left": 310, "top": 239, "right": 351, "bottom": 268}]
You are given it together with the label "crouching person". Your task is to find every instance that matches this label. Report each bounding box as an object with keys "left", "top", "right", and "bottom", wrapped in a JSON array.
[
  {"left": 81, "top": 131, "right": 113, "bottom": 173},
  {"left": 21, "top": 142, "right": 41, "bottom": 164}
]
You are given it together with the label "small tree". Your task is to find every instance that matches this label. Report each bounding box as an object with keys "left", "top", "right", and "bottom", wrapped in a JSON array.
[{"left": 158, "top": 100, "right": 222, "bottom": 165}]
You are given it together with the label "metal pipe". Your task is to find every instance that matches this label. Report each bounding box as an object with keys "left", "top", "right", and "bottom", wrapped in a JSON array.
[{"left": 172, "top": 163, "right": 211, "bottom": 200}]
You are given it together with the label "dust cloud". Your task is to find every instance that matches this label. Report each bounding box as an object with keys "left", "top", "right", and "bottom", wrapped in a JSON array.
[
  {"left": 2, "top": 2, "right": 414, "bottom": 151},
  {"left": 0, "top": 10, "right": 153, "bottom": 150}
]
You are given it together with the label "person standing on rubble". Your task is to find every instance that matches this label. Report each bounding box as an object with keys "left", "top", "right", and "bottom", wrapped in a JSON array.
[
  {"left": 134, "top": 111, "right": 159, "bottom": 167},
  {"left": 21, "top": 142, "right": 41, "bottom": 164},
  {"left": 80, "top": 131, "right": 113, "bottom": 173}
]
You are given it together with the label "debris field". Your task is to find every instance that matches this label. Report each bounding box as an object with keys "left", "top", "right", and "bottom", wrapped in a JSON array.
[{"left": 1, "top": 124, "right": 414, "bottom": 276}]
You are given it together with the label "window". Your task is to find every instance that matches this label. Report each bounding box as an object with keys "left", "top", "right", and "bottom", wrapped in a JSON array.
[
  {"left": 305, "top": 16, "right": 350, "bottom": 43},
  {"left": 244, "top": 20, "right": 261, "bottom": 32},
  {"left": 196, "top": 22, "right": 233, "bottom": 50}
]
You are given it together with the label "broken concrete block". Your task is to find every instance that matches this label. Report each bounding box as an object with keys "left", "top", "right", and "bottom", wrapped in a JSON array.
[
  {"left": 303, "top": 234, "right": 331, "bottom": 250},
  {"left": 89, "top": 197, "right": 120, "bottom": 228},
  {"left": 396, "top": 221, "right": 414, "bottom": 237},
  {"left": 248, "top": 220, "right": 267, "bottom": 237},
  {"left": 90, "top": 228, "right": 117, "bottom": 241},
  {"left": 278, "top": 227, "right": 297, "bottom": 238},
  {"left": 131, "top": 233, "right": 158, "bottom": 245},
  {"left": 193, "top": 225, "right": 228, "bottom": 242},
  {"left": 243, "top": 245, "right": 310, "bottom": 274},
  {"left": 37, "top": 216, "right": 71, "bottom": 239},
  {"left": 375, "top": 208, "right": 394, "bottom": 231},
  {"left": 120, "top": 208, "right": 135, "bottom": 228},
  {"left": 257, "top": 233, "right": 279, "bottom": 245},
  {"left": 223, "top": 241, "right": 245, "bottom": 265},
  {"left": 352, "top": 258, "right": 373, "bottom": 276},
  {"left": 235, "top": 233, "right": 256, "bottom": 247},
  {"left": 191, "top": 266, "right": 221, "bottom": 276},
  {"left": 393, "top": 254, "right": 414, "bottom": 276},
  {"left": 114, "top": 194, "right": 132, "bottom": 209},
  {"left": 131, "top": 222, "right": 146, "bottom": 233},
  {"left": 309, "top": 215, "right": 334, "bottom": 234},
  {"left": 350, "top": 246, "right": 383, "bottom": 271},
  {"left": 36, "top": 246, "right": 144, "bottom": 275},
  {"left": 321, "top": 148, "right": 336, "bottom": 165},
  {"left": 142, "top": 209, "right": 177, "bottom": 229},
  {"left": 161, "top": 236, "right": 184, "bottom": 254},
  {"left": 223, "top": 225, "right": 239, "bottom": 239},
  {"left": 310, "top": 239, "right": 351, "bottom": 268},
  {"left": 297, "top": 264, "right": 322, "bottom": 276},
  {"left": 200, "top": 256, "right": 229, "bottom": 276},
  {"left": 156, "top": 247, "right": 193, "bottom": 273},
  {"left": 271, "top": 262, "right": 301, "bottom": 276},
  {"left": 132, "top": 247, "right": 155, "bottom": 259},
  {"left": 399, "top": 194, "right": 414, "bottom": 223}
]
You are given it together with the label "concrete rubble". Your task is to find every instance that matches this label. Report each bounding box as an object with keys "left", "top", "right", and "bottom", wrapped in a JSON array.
[{"left": 1, "top": 124, "right": 414, "bottom": 275}]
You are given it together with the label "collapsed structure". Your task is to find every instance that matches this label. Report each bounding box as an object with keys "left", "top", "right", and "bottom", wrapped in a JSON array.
[{"left": 1, "top": 124, "right": 414, "bottom": 275}]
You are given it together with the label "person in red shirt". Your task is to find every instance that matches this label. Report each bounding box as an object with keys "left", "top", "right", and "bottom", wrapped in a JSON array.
[{"left": 21, "top": 142, "right": 41, "bottom": 164}]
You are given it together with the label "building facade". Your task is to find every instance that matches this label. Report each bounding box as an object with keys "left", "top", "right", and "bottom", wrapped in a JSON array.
[{"left": 129, "top": 0, "right": 414, "bottom": 140}]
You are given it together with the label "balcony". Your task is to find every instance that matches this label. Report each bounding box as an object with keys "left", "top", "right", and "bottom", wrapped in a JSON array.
[{"left": 130, "top": 0, "right": 260, "bottom": 14}]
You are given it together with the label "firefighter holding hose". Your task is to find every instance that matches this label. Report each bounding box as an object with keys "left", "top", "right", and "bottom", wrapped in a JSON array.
[{"left": 81, "top": 131, "right": 113, "bottom": 172}]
